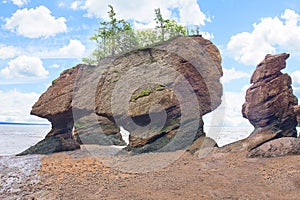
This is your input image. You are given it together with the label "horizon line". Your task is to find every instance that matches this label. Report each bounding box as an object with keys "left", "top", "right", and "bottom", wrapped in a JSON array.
[{"left": 0, "top": 121, "right": 50, "bottom": 125}]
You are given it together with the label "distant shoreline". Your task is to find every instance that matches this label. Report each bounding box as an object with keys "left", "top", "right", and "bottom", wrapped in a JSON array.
[{"left": 0, "top": 122, "right": 50, "bottom": 126}]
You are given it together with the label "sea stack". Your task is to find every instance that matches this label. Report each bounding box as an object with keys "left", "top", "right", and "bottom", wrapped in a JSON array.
[
  {"left": 242, "top": 53, "right": 298, "bottom": 137},
  {"left": 93, "top": 36, "right": 223, "bottom": 153},
  {"left": 17, "top": 67, "right": 82, "bottom": 155},
  {"left": 19, "top": 36, "right": 223, "bottom": 155}
]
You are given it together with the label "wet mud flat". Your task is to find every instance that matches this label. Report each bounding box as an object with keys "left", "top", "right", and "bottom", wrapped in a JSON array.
[{"left": 1, "top": 146, "right": 300, "bottom": 199}]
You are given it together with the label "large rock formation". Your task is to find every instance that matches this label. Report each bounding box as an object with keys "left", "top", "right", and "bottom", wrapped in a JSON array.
[
  {"left": 242, "top": 53, "right": 298, "bottom": 137},
  {"left": 294, "top": 105, "right": 300, "bottom": 127},
  {"left": 19, "top": 36, "right": 223, "bottom": 155},
  {"left": 248, "top": 137, "right": 300, "bottom": 157},
  {"left": 221, "top": 53, "right": 300, "bottom": 158},
  {"left": 220, "top": 53, "right": 299, "bottom": 157},
  {"left": 18, "top": 67, "right": 82, "bottom": 155},
  {"left": 91, "top": 36, "right": 223, "bottom": 153}
]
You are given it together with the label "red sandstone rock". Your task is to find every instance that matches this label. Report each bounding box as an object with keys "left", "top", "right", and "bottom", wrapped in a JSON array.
[
  {"left": 93, "top": 36, "right": 223, "bottom": 153},
  {"left": 19, "top": 66, "right": 82, "bottom": 155},
  {"left": 247, "top": 137, "right": 300, "bottom": 158},
  {"left": 294, "top": 105, "right": 300, "bottom": 126},
  {"left": 242, "top": 53, "right": 298, "bottom": 137},
  {"left": 21, "top": 36, "right": 223, "bottom": 155}
]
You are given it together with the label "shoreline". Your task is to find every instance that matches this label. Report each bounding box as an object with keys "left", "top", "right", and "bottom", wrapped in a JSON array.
[
  {"left": 0, "top": 126, "right": 253, "bottom": 156},
  {"left": 0, "top": 123, "right": 50, "bottom": 126},
  {"left": 1, "top": 147, "right": 300, "bottom": 199}
]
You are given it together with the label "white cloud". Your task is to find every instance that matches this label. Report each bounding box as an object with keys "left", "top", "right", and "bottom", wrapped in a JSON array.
[
  {"left": 0, "top": 56, "right": 48, "bottom": 79},
  {"left": 132, "top": 22, "right": 157, "bottom": 30},
  {"left": 294, "top": 88, "right": 300, "bottom": 101},
  {"left": 220, "top": 91, "right": 250, "bottom": 127},
  {"left": 33, "top": 39, "right": 86, "bottom": 58},
  {"left": 221, "top": 68, "right": 251, "bottom": 84},
  {"left": 58, "top": 39, "right": 86, "bottom": 58},
  {"left": 81, "top": 0, "right": 209, "bottom": 26},
  {"left": 0, "top": 44, "right": 21, "bottom": 59},
  {"left": 241, "top": 84, "right": 251, "bottom": 93},
  {"left": 50, "top": 64, "right": 60, "bottom": 68},
  {"left": 292, "top": 71, "right": 300, "bottom": 97},
  {"left": 200, "top": 32, "right": 214, "bottom": 40},
  {"left": 4, "top": 6, "right": 67, "bottom": 38},
  {"left": 58, "top": 2, "right": 65, "bottom": 7},
  {"left": 204, "top": 90, "right": 252, "bottom": 128},
  {"left": 0, "top": 39, "right": 86, "bottom": 59},
  {"left": 0, "top": 89, "right": 47, "bottom": 123},
  {"left": 11, "top": 0, "right": 29, "bottom": 7},
  {"left": 225, "top": 93, "right": 247, "bottom": 126},
  {"left": 227, "top": 9, "right": 300, "bottom": 66},
  {"left": 177, "top": 0, "right": 207, "bottom": 25},
  {"left": 2, "top": 0, "right": 29, "bottom": 7},
  {"left": 71, "top": 1, "right": 82, "bottom": 10},
  {"left": 292, "top": 71, "right": 300, "bottom": 86}
]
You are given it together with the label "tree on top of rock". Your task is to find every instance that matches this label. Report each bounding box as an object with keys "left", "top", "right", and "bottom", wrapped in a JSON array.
[
  {"left": 83, "top": 5, "right": 136, "bottom": 64},
  {"left": 154, "top": 8, "right": 187, "bottom": 41},
  {"left": 83, "top": 5, "right": 188, "bottom": 65}
]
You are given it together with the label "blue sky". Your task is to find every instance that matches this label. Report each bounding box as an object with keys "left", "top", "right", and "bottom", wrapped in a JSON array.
[{"left": 0, "top": 0, "right": 300, "bottom": 127}]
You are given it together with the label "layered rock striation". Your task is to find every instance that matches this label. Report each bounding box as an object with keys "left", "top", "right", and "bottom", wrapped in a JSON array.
[
  {"left": 19, "top": 36, "right": 223, "bottom": 155},
  {"left": 248, "top": 137, "right": 300, "bottom": 157},
  {"left": 242, "top": 53, "right": 298, "bottom": 137},
  {"left": 294, "top": 105, "right": 300, "bottom": 127},
  {"left": 18, "top": 66, "right": 82, "bottom": 155},
  {"left": 92, "top": 36, "right": 223, "bottom": 153},
  {"left": 221, "top": 53, "right": 299, "bottom": 157},
  {"left": 223, "top": 53, "right": 300, "bottom": 158}
]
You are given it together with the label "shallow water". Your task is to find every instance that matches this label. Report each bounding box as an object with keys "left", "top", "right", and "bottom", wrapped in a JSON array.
[
  {"left": 0, "top": 125, "right": 51, "bottom": 155},
  {"left": 205, "top": 126, "right": 253, "bottom": 147},
  {"left": 0, "top": 125, "right": 298, "bottom": 156}
]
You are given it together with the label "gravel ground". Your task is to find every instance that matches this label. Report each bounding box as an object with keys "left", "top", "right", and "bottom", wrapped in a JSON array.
[{"left": 1, "top": 146, "right": 300, "bottom": 200}]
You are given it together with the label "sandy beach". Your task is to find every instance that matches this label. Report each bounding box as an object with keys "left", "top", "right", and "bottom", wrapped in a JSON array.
[{"left": 1, "top": 146, "right": 300, "bottom": 200}]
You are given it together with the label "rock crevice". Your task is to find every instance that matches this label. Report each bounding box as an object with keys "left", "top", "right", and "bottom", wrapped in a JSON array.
[
  {"left": 242, "top": 53, "right": 298, "bottom": 137},
  {"left": 222, "top": 53, "right": 300, "bottom": 158},
  {"left": 20, "top": 36, "right": 223, "bottom": 155}
]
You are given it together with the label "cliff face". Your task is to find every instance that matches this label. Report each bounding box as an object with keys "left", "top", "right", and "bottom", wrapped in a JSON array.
[
  {"left": 19, "top": 36, "right": 223, "bottom": 155},
  {"left": 221, "top": 53, "right": 299, "bottom": 158},
  {"left": 31, "top": 66, "right": 80, "bottom": 135},
  {"left": 92, "top": 36, "right": 223, "bottom": 153},
  {"left": 18, "top": 67, "right": 82, "bottom": 155},
  {"left": 242, "top": 53, "right": 298, "bottom": 137},
  {"left": 294, "top": 105, "right": 300, "bottom": 127},
  {"left": 73, "top": 36, "right": 223, "bottom": 153}
]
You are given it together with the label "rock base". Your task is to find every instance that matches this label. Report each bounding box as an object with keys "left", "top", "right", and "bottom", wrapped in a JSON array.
[
  {"left": 248, "top": 137, "right": 300, "bottom": 158},
  {"left": 17, "top": 132, "right": 80, "bottom": 156}
]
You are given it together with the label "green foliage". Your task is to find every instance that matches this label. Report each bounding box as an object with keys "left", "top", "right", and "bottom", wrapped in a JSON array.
[
  {"left": 74, "top": 121, "right": 86, "bottom": 129},
  {"left": 83, "top": 6, "right": 188, "bottom": 64},
  {"left": 135, "top": 29, "right": 161, "bottom": 48},
  {"left": 154, "top": 8, "right": 166, "bottom": 41},
  {"left": 83, "top": 5, "right": 136, "bottom": 64},
  {"left": 155, "top": 84, "right": 165, "bottom": 91},
  {"left": 141, "top": 89, "right": 151, "bottom": 95},
  {"left": 154, "top": 8, "right": 187, "bottom": 41},
  {"left": 164, "top": 19, "right": 187, "bottom": 37},
  {"left": 188, "top": 25, "right": 201, "bottom": 35},
  {"left": 52, "top": 78, "right": 59, "bottom": 85},
  {"left": 132, "top": 89, "right": 151, "bottom": 101}
]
